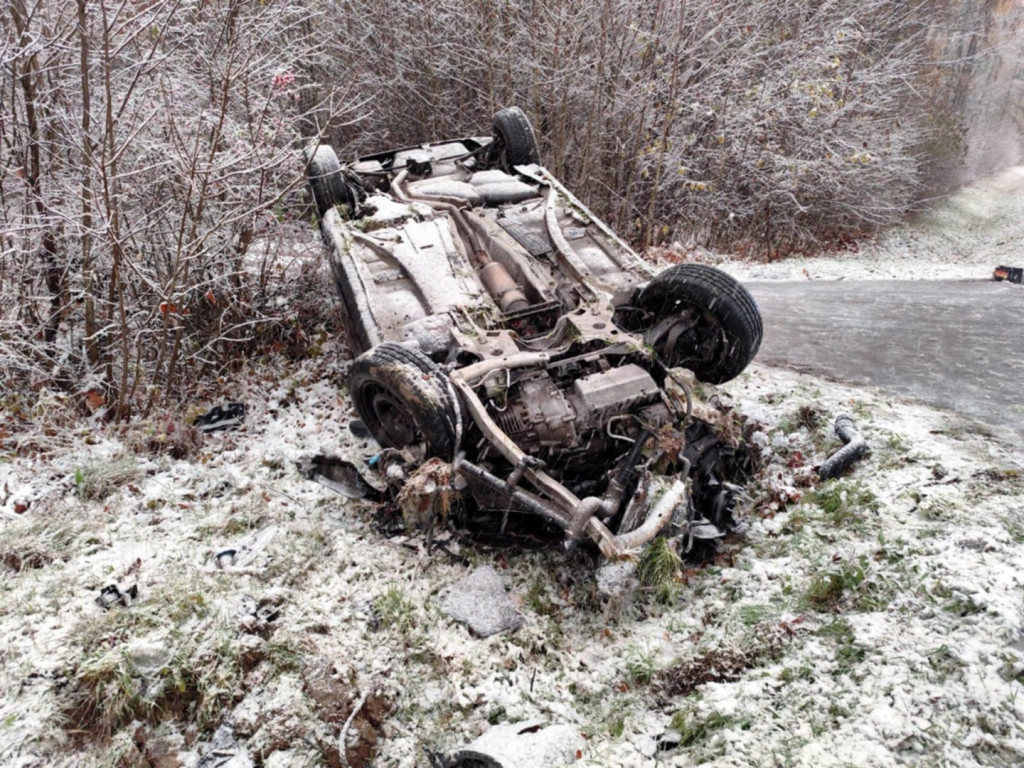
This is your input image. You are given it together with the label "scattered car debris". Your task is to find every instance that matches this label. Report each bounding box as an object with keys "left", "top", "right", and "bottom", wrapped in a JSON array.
[
  {"left": 818, "top": 414, "right": 869, "bottom": 480},
  {"left": 215, "top": 548, "right": 237, "bottom": 568},
  {"left": 304, "top": 108, "right": 762, "bottom": 566},
  {"left": 195, "top": 723, "right": 254, "bottom": 768},
  {"left": 657, "top": 729, "right": 683, "bottom": 752},
  {"left": 192, "top": 403, "right": 246, "bottom": 433},
  {"left": 298, "top": 455, "right": 383, "bottom": 501},
  {"left": 238, "top": 594, "right": 282, "bottom": 636},
  {"left": 993, "top": 265, "right": 1023, "bottom": 283},
  {"left": 440, "top": 566, "right": 524, "bottom": 638},
  {"left": 96, "top": 583, "right": 138, "bottom": 610},
  {"left": 429, "top": 719, "right": 582, "bottom": 768}
]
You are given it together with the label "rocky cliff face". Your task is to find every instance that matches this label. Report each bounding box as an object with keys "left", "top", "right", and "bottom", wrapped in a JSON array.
[{"left": 934, "top": 0, "right": 1024, "bottom": 186}]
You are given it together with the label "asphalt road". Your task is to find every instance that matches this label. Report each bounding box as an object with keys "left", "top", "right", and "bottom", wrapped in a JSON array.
[{"left": 746, "top": 280, "right": 1024, "bottom": 444}]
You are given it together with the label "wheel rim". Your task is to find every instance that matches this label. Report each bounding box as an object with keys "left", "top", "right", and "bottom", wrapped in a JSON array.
[
  {"left": 363, "top": 385, "right": 418, "bottom": 447},
  {"left": 645, "top": 306, "right": 731, "bottom": 371}
]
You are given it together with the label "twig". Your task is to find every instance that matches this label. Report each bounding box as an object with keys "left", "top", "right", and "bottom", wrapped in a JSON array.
[{"left": 338, "top": 691, "right": 368, "bottom": 768}]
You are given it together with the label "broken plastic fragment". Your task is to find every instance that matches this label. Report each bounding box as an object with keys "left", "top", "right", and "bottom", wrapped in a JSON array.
[
  {"left": 96, "top": 583, "right": 138, "bottom": 610},
  {"left": 192, "top": 403, "right": 245, "bottom": 433},
  {"left": 215, "top": 548, "right": 237, "bottom": 568}
]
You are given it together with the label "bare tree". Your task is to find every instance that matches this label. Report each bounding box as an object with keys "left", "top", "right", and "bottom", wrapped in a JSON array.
[
  {"left": 1, "top": 0, "right": 353, "bottom": 418},
  {"left": 315, "top": 0, "right": 1018, "bottom": 254}
]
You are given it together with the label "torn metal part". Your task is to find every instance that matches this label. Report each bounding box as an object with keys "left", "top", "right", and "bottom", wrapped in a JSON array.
[
  {"left": 453, "top": 456, "right": 570, "bottom": 531},
  {"left": 818, "top": 414, "right": 869, "bottom": 480},
  {"left": 298, "top": 455, "right": 383, "bottom": 501},
  {"left": 433, "top": 719, "right": 583, "bottom": 768},
  {"left": 396, "top": 458, "right": 457, "bottom": 531},
  {"left": 613, "top": 462, "right": 689, "bottom": 552}
]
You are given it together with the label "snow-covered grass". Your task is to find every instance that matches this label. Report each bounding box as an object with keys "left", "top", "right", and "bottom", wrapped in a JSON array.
[
  {"left": 3, "top": 167, "right": 1024, "bottom": 767},
  {"left": 711, "top": 165, "right": 1024, "bottom": 283},
  {"left": 1, "top": 342, "right": 1022, "bottom": 767}
]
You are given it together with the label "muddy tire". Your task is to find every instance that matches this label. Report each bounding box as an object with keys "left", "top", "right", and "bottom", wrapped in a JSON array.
[
  {"left": 348, "top": 344, "right": 459, "bottom": 458},
  {"left": 631, "top": 264, "right": 762, "bottom": 384},
  {"left": 492, "top": 107, "right": 540, "bottom": 169},
  {"left": 304, "top": 144, "right": 355, "bottom": 218}
]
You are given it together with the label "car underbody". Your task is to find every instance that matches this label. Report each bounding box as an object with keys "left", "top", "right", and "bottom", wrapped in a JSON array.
[{"left": 302, "top": 108, "right": 763, "bottom": 562}]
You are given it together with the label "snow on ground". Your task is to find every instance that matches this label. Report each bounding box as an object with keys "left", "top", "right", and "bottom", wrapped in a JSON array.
[
  {"left": 2, "top": 169, "right": 1024, "bottom": 767},
  {"left": 1, "top": 345, "right": 1022, "bottom": 767},
  {"left": 713, "top": 165, "right": 1024, "bottom": 283}
]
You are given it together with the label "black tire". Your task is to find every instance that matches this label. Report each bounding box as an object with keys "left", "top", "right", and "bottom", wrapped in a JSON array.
[
  {"left": 304, "top": 144, "right": 355, "bottom": 218},
  {"left": 630, "top": 264, "right": 762, "bottom": 384},
  {"left": 491, "top": 107, "right": 540, "bottom": 170},
  {"left": 348, "top": 343, "right": 459, "bottom": 459}
]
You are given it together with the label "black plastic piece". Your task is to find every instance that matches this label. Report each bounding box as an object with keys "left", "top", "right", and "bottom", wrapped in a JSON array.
[
  {"left": 192, "top": 403, "right": 245, "bottom": 433},
  {"left": 818, "top": 415, "right": 869, "bottom": 480}
]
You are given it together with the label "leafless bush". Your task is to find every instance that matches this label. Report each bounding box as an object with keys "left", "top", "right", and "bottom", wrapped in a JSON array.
[
  {"left": 1, "top": 0, "right": 352, "bottom": 420},
  {"left": 317, "top": 0, "right": 1018, "bottom": 255}
]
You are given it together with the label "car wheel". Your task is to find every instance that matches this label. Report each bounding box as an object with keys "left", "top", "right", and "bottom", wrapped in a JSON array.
[
  {"left": 628, "top": 264, "right": 763, "bottom": 384},
  {"left": 304, "top": 144, "right": 355, "bottom": 218},
  {"left": 491, "top": 107, "right": 540, "bottom": 169},
  {"left": 348, "top": 343, "right": 459, "bottom": 458}
]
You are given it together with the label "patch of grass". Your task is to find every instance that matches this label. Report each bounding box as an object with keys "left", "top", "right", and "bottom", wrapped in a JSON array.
[
  {"left": 262, "top": 524, "right": 333, "bottom": 588},
  {"left": 926, "top": 644, "right": 961, "bottom": 682},
  {"left": 778, "top": 664, "right": 817, "bottom": 683},
  {"left": 197, "top": 508, "right": 266, "bottom": 539},
  {"left": 669, "top": 707, "right": 749, "bottom": 749},
  {"left": 657, "top": 623, "right": 792, "bottom": 699},
  {"left": 637, "top": 536, "right": 683, "bottom": 604},
  {"left": 805, "top": 556, "right": 895, "bottom": 612},
  {"left": 781, "top": 507, "right": 810, "bottom": 534},
  {"left": 804, "top": 563, "right": 864, "bottom": 609},
  {"left": 848, "top": 400, "right": 873, "bottom": 420},
  {"left": 778, "top": 405, "right": 825, "bottom": 436},
  {"left": 816, "top": 618, "right": 865, "bottom": 669},
  {"left": 1004, "top": 517, "right": 1024, "bottom": 544},
  {"left": 917, "top": 494, "right": 955, "bottom": 521},
  {"left": 1, "top": 518, "right": 100, "bottom": 574},
  {"left": 58, "top": 586, "right": 248, "bottom": 742},
  {"left": 74, "top": 457, "right": 141, "bottom": 501},
  {"left": 873, "top": 532, "right": 911, "bottom": 564},
  {"left": 607, "top": 708, "right": 628, "bottom": 739},
  {"left": 126, "top": 416, "right": 204, "bottom": 460},
  {"left": 372, "top": 587, "right": 418, "bottom": 634},
  {"left": 523, "top": 572, "right": 554, "bottom": 615},
  {"left": 802, "top": 481, "right": 878, "bottom": 528},
  {"left": 942, "top": 590, "right": 986, "bottom": 617},
  {"left": 624, "top": 645, "right": 657, "bottom": 688},
  {"left": 735, "top": 604, "right": 774, "bottom": 626},
  {"left": 883, "top": 432, "right": 908, "bottom": 452}
]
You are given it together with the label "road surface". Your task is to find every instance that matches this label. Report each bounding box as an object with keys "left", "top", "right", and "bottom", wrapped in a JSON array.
[{"left": 746, "top": 280, "right": 1024, "bottom": 444}]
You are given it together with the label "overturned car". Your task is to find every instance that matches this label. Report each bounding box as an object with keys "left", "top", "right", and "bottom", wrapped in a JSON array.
[{"left": 303, "top": 108, "right": 763, "bottom": 560}]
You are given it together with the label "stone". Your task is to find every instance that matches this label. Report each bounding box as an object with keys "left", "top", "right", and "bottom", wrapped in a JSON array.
[{"left": 441, "top": 566, "right": 523, "bottom": 638}]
